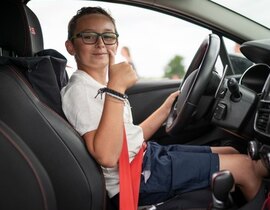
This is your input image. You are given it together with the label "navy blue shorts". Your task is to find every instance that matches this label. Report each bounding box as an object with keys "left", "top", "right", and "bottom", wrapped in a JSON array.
[{"left": 139, "top": 142, "right": 219, "bottom": 205}]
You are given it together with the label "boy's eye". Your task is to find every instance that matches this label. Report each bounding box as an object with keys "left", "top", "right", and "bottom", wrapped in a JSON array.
[
  {"left": 83, "top": 33, "right": 97, "bottom": 41},
  {"left": 103, "top": 34, "right": 115, "bottom": 40}
]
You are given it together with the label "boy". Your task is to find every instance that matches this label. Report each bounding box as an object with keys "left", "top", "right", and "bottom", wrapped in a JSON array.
[{"left": 61, "top": 6, "right": 267, "bottom": 207}]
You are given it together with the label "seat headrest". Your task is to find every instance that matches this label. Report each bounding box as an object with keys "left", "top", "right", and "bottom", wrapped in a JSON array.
[{"left": 0, "top": 2, "right": 44, "bottom": 57}]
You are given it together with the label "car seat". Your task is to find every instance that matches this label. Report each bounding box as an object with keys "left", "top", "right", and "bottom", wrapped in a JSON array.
[
  {"left": 0, "top": 1, "right": 106, "bottom": 210},
  {"left": 0, "top": 120, "right": 57, "bottom": 210}
]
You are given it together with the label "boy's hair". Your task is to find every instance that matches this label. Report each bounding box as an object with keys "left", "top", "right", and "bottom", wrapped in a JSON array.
[{"left": 67, "top": 6, "right": 117, "bottom": 41}]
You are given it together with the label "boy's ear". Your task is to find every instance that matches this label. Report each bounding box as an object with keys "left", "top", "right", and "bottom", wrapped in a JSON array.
[{"left": 65, "top": 40, "right": 75, "bottom": 55}]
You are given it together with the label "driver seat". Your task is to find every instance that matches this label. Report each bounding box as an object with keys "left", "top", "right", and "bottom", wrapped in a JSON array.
[
  {"left": 0, "top": 1, "right": 106, "bottom": 210},
  {"left": 0, "top": 120, "right": 57, "bottom": 210}
]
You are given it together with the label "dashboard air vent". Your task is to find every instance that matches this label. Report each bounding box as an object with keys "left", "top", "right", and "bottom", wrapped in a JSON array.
[{"left": 255, "top": 101, "right": 270, "bottom": 135}]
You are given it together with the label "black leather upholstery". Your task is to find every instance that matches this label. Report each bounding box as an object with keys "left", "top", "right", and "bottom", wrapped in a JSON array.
[
  {"left": 0, "top": 2, "right": 106, "bottom": 210},
  {"left": 0, "top": 1, "right": 43, "bottom": 56},
  {"left": 0, "top": 50, "right": 69, "bottom": 117},
  {"left": 0, "top": 67, "right": 106, "bottom": 210},
  {"left": 0, "top": 120, "right": 57, "bottom": 210}
]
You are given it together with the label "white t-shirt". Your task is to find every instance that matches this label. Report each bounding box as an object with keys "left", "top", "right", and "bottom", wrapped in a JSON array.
[{"left": 61, "top": 70, "right": 144, "bottom": 197}]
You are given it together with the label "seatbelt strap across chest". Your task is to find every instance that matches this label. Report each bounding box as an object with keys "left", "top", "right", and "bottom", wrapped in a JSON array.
[{"left": 119, "top": 128, "right": 146, "bottom": 210}]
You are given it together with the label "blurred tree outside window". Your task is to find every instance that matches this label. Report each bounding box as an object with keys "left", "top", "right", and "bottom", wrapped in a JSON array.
[{"left": 164, "top": 55, "right": 185, "bottom": 79}]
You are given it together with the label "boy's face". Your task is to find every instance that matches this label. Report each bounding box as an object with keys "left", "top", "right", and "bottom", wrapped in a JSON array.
[{"left": 66, "top": 14, "right": 118, "bottom": 71}]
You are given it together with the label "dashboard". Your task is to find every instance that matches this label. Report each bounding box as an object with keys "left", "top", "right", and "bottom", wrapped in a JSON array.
[
  {"left": 207, "top": 38, "right": 270, "bottom": 169},
  {"left": 212, "top": 39, "right": 270, "bottom": 144},
  {"left": 241, "top": 40, "right": 270, "bottom": 141}
]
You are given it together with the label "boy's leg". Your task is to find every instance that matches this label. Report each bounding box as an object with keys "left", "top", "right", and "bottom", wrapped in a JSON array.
[
  {"left": 140, "top": 143, "right": 220, "bottom": 205},
  {"left": 211, "top": 146, "right": 239, "bottom": 154},
  {"left": 156, "top": 142, "right": 239, "bottom": 155},
  {"left": 219, "top": 154, "right": 268, "bottom": 201},
  {"left": 161, "top": 142, "right": 211, "bottom": 153}
]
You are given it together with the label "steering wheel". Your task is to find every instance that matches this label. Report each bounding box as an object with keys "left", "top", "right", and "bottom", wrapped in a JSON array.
[{"left": 166, "top": 34, "right": 220, "bottom": 136}]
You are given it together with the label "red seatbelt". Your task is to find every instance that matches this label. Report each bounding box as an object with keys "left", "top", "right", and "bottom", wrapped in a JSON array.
[
  {"left": 119, "top": 128, "right": 146, "bottom": 210},
  {"left": 262, "top": 192, "right": 270, "bottom": 210}
]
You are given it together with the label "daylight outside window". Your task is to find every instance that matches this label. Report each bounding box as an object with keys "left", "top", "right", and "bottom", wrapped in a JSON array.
[{"left": 28, "top": 0, "right": 213, "bottom": 79}]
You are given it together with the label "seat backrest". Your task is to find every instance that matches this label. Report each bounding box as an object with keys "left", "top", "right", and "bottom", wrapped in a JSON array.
[
  {"left": 0, "top": 120, "right": 57, "bottom": 210},
  {"left": 0, "top": 50, "right": 69, "bottom": 117},
  {"left": 0, "top": 2, "right": 106, "bottom": 210}
]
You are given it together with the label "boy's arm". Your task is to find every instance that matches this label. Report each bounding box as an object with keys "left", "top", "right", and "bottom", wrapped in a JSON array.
[
  {"left": 139, "top": 91, "right": 179, "bottom": 141},
  {"left": 83, "top": 95, "right": 125, "bottom": 168},
  {"left": 83, "top": 50, "right": 137, "bottom": 168}
]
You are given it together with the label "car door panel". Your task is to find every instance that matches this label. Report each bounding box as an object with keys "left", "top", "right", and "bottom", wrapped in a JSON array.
[{"left": 127, "top": 79, "right": 180, "bottom": 125}]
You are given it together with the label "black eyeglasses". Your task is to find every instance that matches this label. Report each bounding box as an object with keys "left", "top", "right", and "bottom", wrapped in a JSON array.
[{"left": 71, "top": 31, "right": 119, "bottom": 45}]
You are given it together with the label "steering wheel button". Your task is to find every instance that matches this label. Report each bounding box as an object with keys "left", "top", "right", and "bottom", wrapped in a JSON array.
[
  {"left": 219, "top": 88, "right": 227, "bottom": 98},
  {"left": 213, "top": 103, "right": 227, "bottom": 120}
]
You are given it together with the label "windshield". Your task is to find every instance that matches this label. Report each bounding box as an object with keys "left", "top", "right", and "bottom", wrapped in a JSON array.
[{"left": 211, "top": 0, "right": 270, "bottom": 29}]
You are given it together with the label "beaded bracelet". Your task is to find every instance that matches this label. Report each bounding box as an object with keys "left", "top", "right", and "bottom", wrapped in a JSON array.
[{"left": 95, "top": 87, "right": 128, "bottom": 101}]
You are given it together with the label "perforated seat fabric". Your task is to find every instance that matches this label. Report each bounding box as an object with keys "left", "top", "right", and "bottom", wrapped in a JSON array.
[{"left": 0, "top": 120, "right": 57, "bottom": 210}]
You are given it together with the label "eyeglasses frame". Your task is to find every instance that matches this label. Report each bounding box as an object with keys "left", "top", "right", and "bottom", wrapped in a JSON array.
[{"left": 70, "top": 31, "right": 119, "bottom": 45}]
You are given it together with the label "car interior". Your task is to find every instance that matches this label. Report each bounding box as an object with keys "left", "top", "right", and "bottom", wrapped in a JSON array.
[{"left": 1, "top": 0, "right": 270, "bottom": 210}]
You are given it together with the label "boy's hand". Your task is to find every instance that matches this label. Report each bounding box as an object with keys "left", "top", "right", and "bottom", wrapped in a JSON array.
[
  {"left": 107, "top": 49, "right": 137, "bottom": 93},
  {"left": 162, "top": 90, "right": 180, "bottom": 115}
]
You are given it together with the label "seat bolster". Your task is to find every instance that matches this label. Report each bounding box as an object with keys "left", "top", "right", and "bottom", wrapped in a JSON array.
[{"left": 0, "top": 120, "right": 57, "bottom": 210}]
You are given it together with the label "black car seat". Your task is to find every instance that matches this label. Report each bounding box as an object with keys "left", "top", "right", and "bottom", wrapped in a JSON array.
[
  {"left": 0, "top": 1, "right": 106, "bottom": 210},
  {"left": 0, "top": 120, "right": 57, "bottom": 210}
]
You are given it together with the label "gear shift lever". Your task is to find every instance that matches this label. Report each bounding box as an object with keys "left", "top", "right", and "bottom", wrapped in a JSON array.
[
  {"left": 227, "top": 78, "right": 241, "bottom": 102},
  {"left": 209, "top": 170, "right": 235, "bottom": 210},
  {"left": 248, "top": 140, "right": 262, "bottom": 160}
]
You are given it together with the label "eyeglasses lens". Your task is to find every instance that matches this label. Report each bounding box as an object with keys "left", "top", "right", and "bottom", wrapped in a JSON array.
[{"left": 82, "top": 32, "right": 117, "bottom": 45}]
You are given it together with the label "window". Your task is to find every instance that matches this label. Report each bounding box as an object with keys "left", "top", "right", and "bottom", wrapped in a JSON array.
[
  {"left": 223, "top": 37, "right": 253, "bottom": 75},
  {"left": 28, "top": 0, "right": 211, "bottom": 79}
]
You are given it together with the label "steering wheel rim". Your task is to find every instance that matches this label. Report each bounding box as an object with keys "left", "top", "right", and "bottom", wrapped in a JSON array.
[{"left": 166, "top": 34, "right": 220, "bottom": 136}]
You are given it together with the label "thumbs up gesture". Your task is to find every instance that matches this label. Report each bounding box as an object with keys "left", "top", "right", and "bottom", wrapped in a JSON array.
[{"left": 107, "top": 49, "right": 137, "bottom": 93}]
